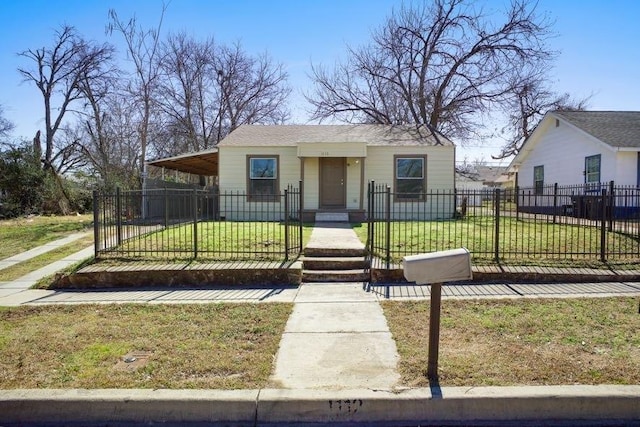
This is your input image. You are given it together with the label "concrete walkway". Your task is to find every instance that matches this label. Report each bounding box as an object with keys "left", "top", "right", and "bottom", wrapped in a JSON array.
[
  {"left": 304, "top": 222, "right": 365, "bottom": 252},
  {"left": 0, "top": 246, "right": 94, "bottom": 298},
  {"left": 269, "top": 223, "right": 399, "bottom": 390},
  {"left": 270, "top": 283, "right": 400, "bottom": 390},
  {"left": 0, "top": 231, "right": 90, "bottom": 271}
]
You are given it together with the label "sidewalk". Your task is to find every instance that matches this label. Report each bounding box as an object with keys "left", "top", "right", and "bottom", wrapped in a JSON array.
[
  {"left": 0, "top": 246, "right": 94, "bottom": 300},
  {"left": 0, "top": 231, "right": 90, "bottom": 271},
  {"left": 271, "top": 283, "right": 400, "bottom": 390}
]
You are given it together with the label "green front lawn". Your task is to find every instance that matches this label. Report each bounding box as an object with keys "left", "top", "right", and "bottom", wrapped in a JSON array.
[
  {"left": 105, "top": 221, "right": 314, "bottom": 261},
  {"left": 355, "top": 216, "right": 640, "bottom": 266}
]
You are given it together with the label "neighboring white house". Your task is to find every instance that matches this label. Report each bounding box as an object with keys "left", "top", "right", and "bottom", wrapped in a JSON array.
[
  {"left": 149, "top": 124, "right": 457, "bottom": 221},
  {"left": 510, "top": 111, "right": 640, "bottom": 188},
  {"left": 508, "top": 110, "right": 640, "bottom": 218}
]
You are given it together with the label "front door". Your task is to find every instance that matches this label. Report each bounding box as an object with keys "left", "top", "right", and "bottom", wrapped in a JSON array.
[{"left": 320, "top": 157, "right": 346, "bottom": 208}]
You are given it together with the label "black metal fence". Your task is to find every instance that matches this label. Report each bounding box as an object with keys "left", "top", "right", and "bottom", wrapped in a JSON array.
[
  {"left": 367, "top": 181, "right": 640, "bottom": 267},
  {"left": 93, "top": 184, "right": 302, "bottom": 261}
]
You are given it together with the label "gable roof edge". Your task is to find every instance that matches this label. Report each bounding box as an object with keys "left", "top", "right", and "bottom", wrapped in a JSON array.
[{"left": 509, "top": 111, "right": 618, "bottom": 172}]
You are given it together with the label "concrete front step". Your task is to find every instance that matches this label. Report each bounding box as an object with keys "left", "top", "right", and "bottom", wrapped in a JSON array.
[
  {"left": 315, "top": 212, "right": 349, "bottom": 222},
  {"left": 304, "top": 247, "right": 367, "bottom": 258},
  {"left": 301, "top": 256, "right": 369, "bottom": 270},
  {"left": 302, "top": 269, "right": 370, "bottom": 282}
]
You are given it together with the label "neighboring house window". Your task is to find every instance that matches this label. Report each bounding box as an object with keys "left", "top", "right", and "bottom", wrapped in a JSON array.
[
  {"left": 585, "top": 154, "right": 601, "bottom": 190},
  {"left": 395, "top": 155, "right": 426, "bottom": 200},
  {"left": 247, "top": 156, "right": 279, "bottom": 201},
  {"left": 533, "top": 165, "right": 544, "bottom": 195}
]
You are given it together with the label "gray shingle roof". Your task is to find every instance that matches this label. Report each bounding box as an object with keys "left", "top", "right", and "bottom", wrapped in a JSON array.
[
  {"left": 217, "top": 124, "right": 454, "bottom": 147},
  {"left": 553, "top": 111, "right": 640, "bottom": 148}
]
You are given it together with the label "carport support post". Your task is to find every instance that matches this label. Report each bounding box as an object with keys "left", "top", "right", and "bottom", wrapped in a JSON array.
[
  {"left": 428, "top": 282, "right": 443, "bottom": 381},
  {"left": 193, "top": 189, "right": 198, "bottom": 259}
]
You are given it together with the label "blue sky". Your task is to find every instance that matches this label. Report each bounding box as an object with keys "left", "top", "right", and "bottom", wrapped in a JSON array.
[{"left": 1, "top": 0, "right": 639, "bottom": 164}]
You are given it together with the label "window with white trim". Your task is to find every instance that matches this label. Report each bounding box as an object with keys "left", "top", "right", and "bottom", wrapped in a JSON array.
[
  {"left": 247, "top": 156, "right": 278, "bottom": 201},
  {"left": 395, "top": 156, "right": 426, "bottom": 200},
  {"left": 585, "top": 154, "right": 601, "bottom": 189}
]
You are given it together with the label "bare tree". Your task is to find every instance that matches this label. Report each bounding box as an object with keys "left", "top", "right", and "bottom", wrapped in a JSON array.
[
  {"left": 72, "top": 60, "right": 140, "bottom": 190},
  {"left": 215, "top": 43, "right": 291, "bottom": 137},
  {"left": 493, "top": 71, "right": 589, "bottom": 159},
  {"left": 17, "top": 25, "right": 114, "bottom": 173},
  {"left": 107, "top": 5, "right": 166, "bottom": 185},
  {"left": 157, "top": 32, "right": 218, "bottom": 154},
  {"left": 157, "top": 36, "right": 291, "bottom": 157},
  {"left": 306, "top": 0, "right": 555, "bottom": 141}
]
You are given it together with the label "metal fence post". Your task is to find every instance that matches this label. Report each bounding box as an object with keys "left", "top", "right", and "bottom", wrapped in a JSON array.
[
  {"left": 553, "top": 183, "right": 558, "bottom": 224},
  {"left": 369, "top": 181, "right": 375, "bottom": 254},
  {"left": 494, "top": 188, "right": 501, "bottom": 262},
  {"left": 600, "top": 188, "right": 607, "bottom": 263},
  {"left": 385, "top": 185, "right": 391, "bottom": 269},
  {"left": 193, "top": 189, "right": 198, "bottom": 259},
  {"left": 92, "top": 190, "right": 100, "bottom": 258},
  {"left": 515, "top": 185, "right": 520, "bottom": 221},
  {"left": 116, "top": 187, "right": 122, "bottom": 246},
  {"left": 298, "top": 180, "right": 303, "bottom": 253},
  {"left": 284, "top": 187, "right": 290, "bottom": 261},
  {"left": 608, "top": 180, "right": 615, "bottom": 232}
]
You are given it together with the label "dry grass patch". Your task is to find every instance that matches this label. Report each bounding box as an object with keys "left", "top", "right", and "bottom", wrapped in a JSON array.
[
  {"left": 0, "top": 303, "right": 291, "bottom": 389},
  {"left": 382, "top": 297, "right": 640, "bottom": 387}
]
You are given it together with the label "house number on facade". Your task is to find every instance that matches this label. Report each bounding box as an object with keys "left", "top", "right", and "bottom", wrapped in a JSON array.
[{"left": 320, "top": 151, "right": 330, "bottom": 156}]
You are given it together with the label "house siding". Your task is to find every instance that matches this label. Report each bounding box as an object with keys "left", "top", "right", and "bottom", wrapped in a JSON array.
[
  {"left": 346, "top": 157, "right": 362, "bottom": 209},
  {"left": 615, "top": 151, "right": 638, "bottom": 185},
  {"left": 219, "top": 146, "right": 299, "bottom": 220},
  {"left": 218, "top": 136, "right": 456, "bottom": 221},
  {"left": 302, "top": 157, "right": 319, "bottom": 210},
  {"left": 519, "top": 121, "right": 601, "bottom": 187},
  {"left": 365, "top": 145, "right": 455, "bottom": 219},
  {"left": 364, "top": 145, "right": 453, "bottom": 189}
]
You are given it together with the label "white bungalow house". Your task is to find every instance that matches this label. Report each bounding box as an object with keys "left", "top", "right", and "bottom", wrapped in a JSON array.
[
  {"left": 508, "top": 110, "right": 640, "bottom": 218},
  {"left": 148, "top": 124, "right": 457, "bottom": 221}
]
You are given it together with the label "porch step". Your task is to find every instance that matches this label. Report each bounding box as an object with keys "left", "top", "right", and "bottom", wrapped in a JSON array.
[
  {"left": 302, "top": 269, "right": 370, "bottom": 283},
  {"left": 301, "top": 256, "right": 369, "bottom": 271},
  {"left": 315, "top": 212, "right": 349, "bottom": 222},
  {"left": 301, "top": 253, "right": 370, "bottom": 283},
  {"left": 304, "top": 247, "right": 367, "bottom": 258}
]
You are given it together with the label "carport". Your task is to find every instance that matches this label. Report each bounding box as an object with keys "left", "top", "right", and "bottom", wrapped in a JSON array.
[{"left": 146, "top": 147, "right": 219, "bottom": 179}]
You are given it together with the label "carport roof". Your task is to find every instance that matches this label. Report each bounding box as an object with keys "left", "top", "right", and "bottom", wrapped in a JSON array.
[{"left": 146, "top": 148, "right": 218, "bottom": 176}]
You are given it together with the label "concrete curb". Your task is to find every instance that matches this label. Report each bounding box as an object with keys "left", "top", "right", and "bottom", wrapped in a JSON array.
[{"left": 2, "top": 385, "right": 639, "bottom": 426}]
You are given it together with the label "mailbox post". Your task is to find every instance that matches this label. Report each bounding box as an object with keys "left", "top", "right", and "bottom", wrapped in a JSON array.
[{"left": 402, "top": 248, "right": 472, "bottom": 381}]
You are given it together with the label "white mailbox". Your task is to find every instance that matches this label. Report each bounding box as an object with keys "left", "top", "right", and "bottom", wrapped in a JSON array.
[{"left": 402, "top": 248, "right": 472, "bottom": 284}]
